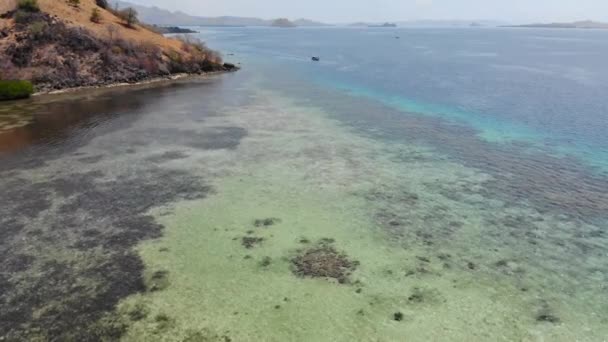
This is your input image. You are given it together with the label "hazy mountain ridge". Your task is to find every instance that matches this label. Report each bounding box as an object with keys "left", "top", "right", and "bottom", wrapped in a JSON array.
[
  {"left": 111, "top": 1, "right": 329, "bottom": 27},
  {"left": 348, "top": 20, "right": 508, "bottom": 27},
  {"left": 505, "top": 20, "right": 608, "bottom": 29},
  {"left": 397, "top": 20, "right": 508, "bottom": 27}
]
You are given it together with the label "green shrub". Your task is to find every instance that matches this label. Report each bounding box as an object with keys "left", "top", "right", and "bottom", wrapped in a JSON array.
[
  {"left": 14, "top": 10, "right": 32, "bottom": 24},
  {"left": 0, "top": 80, "right": 35, "bottom": 101},
  {"left": 90, "top": 8, "right": 101, "bottom": 23},
  {"left": 17, "top": 0, "right": 39, "bottom": 12},
  {"left": 28, "top": 20, "right": 49, "bottom": 38},
  {"left": 117, "top": 8, "right": 138, "bottom": 28}
]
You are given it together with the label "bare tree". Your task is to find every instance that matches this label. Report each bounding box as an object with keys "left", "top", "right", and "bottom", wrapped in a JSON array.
[
  {"left": 118, "top": 8, "right": 138, "bottom": 28},
  {"left": 106, "top": 24, "right": 117, "bottom": 42}
]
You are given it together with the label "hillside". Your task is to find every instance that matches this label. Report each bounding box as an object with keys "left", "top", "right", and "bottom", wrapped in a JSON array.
[
  {"left": 111, "top": 0, "right": 328, "bottom": 27},
  {"left": 112, "top": 0, "right": 267, "bottom": 26},
  {"left": 0, "top": 0, "right": 235, "bottom": 94}
]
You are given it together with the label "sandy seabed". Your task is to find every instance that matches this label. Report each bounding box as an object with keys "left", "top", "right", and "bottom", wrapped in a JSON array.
[{"left": 1, "top": 75, "right": 607, "bottom": 341}]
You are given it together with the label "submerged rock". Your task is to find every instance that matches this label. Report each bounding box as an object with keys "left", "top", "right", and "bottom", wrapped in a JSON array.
[
  {"left": 223, "top": 63, "right": 237, "bottom": 70},
  {"left": 260, "top": 256, "right": 272, "bottom": 267},
  {"left": 241, "top": 236, "right": 264, "bottom": 249},
  {"left": 148, "top": 270, "right": 170, "bottom": 292},
  {"left": 536, "top": 301, "right": 561, "bottom": 324},
  {"left": 290, "top": 240, "right": 359, "bottom": 284},
  {"left": 254, "top": 218, "right": 281, "bottom": 227},
  {"left": 127, "top": 304, "right": 149, "bottom": 322}
]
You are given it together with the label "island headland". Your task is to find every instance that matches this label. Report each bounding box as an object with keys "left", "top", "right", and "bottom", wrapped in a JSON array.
[{"left": 0, "top": 0, "right": 237, "bottom": 99}]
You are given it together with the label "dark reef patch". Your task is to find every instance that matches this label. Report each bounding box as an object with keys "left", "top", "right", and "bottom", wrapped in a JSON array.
[
  {"left": 0, "top": 71, "right": 252, "bottom": 340},
  {"left": 0, "top": 218, "right": 25, "bottom": 241},
  {"left": 259, "top": 256, "right": 273, "bottom": 267},
  {"left": 242, "top": 236, "right": 264, "bottom": 249},
  {"left": 127, "top": 303, "right": 149, "bottom": 322},
  {"left": 186, "top": 126, "right": 247, "bottom": 150},
  {"left": 2, "top": 253, "right": 35, "bottom": 273},
  {"left": 0, "top": 168, "right": 211, "bottom": 341},
  {"left": 0, "top": 178, "right": 53, "bottom": 219},
  {"left": 153, "top": 313, "right": 174, "bottom": 333},
  {"left": 408, "top": 288, "right": 425, "bottom": 303},
  {"left": 148, "top": 270, "right": 170, "bottom": 292},
  {"left": 128, "top": 126, "right": 247, "bottom": 151},
  {"left": 254, "top": 217, "right": 281, "bottom": 227},
  {"left": 406, "top": 287, "right": 444, "bottom": 305},
  {"left": 535, "top": 301, "right": 560, "bottom": 324},
  {"left": 290, "top": 239, "right": 359, "bottom": 284},
  {"left": 183, "top": 329, "right": 232, "bottom": 342},
  {"left": 146, "top": 151, "right": 189, "bottom": 164},
  {"left": 77, "top": 154, "right": 105, "bottom": 164}
]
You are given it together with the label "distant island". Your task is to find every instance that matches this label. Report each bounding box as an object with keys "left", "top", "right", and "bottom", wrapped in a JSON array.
[
  {"left": 153, "top": 26, "right": 198, "bottom": 34},
  {"left": 505, "top": 20, "right": 608, "bottom": 29},
  {"left": 293, "top": 18, "right": 331, "bottom": 27},
  {"left": 347, "top": 20, "right": 506, "bottom": 28},
  {"left": 397, "top": 20, "right": 506, "bottom": 27},
  {"left": 271, "top": 18, "right": 296, "bottom": 28},
  {"left": 348, "top": 22, "right": 398, "bottom": 28},
  {"left": 368, "top": 23, "right": 397, "bottom": 28},
  {"left": 111, "top": 0, "right": 329, "bottom": 27}
]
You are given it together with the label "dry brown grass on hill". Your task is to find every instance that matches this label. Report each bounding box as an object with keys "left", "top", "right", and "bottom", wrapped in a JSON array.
[
  {"left": 35, "top": 0, "right": 184, "bottom": 53},
  {"left": 1, "top": 0, "right": 208, "bottom": 59},
  {"left": 0, "top": 0, "right": 17, "bottom": 16}
]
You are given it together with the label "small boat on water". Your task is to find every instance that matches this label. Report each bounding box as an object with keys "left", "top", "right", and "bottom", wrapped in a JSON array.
[{"left": 311, "top": 56, "right": 320, "bottom": 61}]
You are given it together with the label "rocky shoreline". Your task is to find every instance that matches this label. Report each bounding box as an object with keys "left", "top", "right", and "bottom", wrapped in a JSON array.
[{"left": 34, "top": 68, "right": 238, "bottom": 96}]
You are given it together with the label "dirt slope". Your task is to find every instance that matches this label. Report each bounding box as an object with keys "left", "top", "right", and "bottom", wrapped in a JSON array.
[{"left": 35, "top": 0, "right": 184, "bottom": 52}]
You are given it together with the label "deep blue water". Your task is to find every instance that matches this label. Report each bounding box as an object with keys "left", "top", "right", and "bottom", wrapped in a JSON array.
[{"left": 198, "top": 27, "right": 608, "bottom": 171}]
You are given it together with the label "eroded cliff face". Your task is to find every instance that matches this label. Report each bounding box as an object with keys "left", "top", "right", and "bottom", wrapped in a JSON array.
[{"left": 0, "top": 0, "right": 231, "bottom": 93}]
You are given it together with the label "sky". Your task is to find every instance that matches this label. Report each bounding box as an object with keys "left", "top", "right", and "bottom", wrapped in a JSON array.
[{"left": 128, "top": 0, "right": 608, "bottom": 23}]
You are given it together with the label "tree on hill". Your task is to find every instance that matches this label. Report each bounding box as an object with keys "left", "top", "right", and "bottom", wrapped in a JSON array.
[
  {"left": 17, "top": 0, "right": 40, "bottom": 12},
  {"left": 118, "top": 7, "right": 138, "bottom": 28},
  {"left": 67, "top": 0, "right": 81, "bottom": 8},
  {"left": 90, "top": 8, "right": 101, "bottom": 23}
]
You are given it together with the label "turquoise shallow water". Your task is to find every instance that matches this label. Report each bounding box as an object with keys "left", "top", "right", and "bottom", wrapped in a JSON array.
[
  {"left": 1, "top": 27, "right": 608, "bottom": 341},
  {"left": 200, "top": 26, "right": 608, "bottom": 172}
]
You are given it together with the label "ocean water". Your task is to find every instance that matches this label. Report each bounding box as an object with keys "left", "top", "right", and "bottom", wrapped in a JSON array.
[
  {"left": 1, "top": 27, "right": 608, "bottom": 341},
  {"left": 204, "top": 27, "right": 608, "bottom": 171}
]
